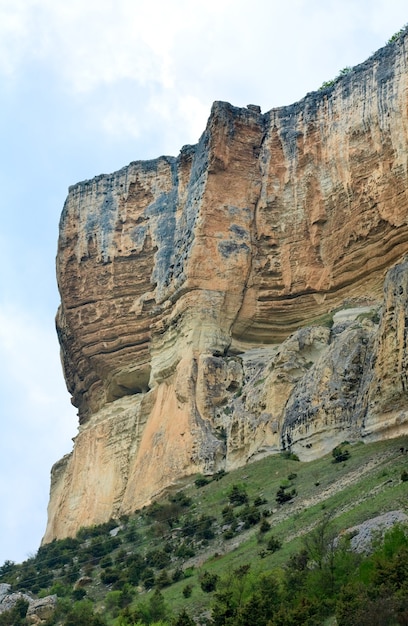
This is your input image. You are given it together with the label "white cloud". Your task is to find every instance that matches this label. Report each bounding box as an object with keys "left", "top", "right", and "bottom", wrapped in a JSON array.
[{"left": 1, "top": 0, "right": 407, "bottom": 149}]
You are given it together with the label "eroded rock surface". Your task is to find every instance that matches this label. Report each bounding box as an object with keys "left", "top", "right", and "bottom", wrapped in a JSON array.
[
  {"left": 0, "top": 584, "right": 56, "bottom": 623},
  {"left": 45, "top": 30, "right": 408, "bottom": 542}
]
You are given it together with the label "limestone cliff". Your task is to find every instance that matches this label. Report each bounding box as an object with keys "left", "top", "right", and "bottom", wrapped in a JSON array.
[{"left": 45, "top": 30, "right": 408, "bottom": 542}]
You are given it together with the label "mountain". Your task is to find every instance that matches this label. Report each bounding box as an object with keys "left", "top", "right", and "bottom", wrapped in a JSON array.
[{"left": 44, "top": 28, "right": 408, "bottom": 543}]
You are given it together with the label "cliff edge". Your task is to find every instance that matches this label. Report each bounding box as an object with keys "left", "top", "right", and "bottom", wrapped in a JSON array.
[{"left": 44, "top": 30, "right": 408, "bottom": 542}]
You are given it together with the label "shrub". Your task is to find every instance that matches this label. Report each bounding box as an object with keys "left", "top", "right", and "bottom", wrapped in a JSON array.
[
  {"left": 200, "top": 571, "right": 219, "bottom": 593},
  {"left": 155, "top": 569, "right": 171, "bottom": 588},
  {"left": 240, "top": 505, "right": 261, "bottom": 529},
  {"left": 182, "top": 583, "right": 193, "bottom": 598},
  {"left": 141, "top": 567, "right": 155, "bottom": 589},
  {"left": 62, "top": 599, "right": 107, "bottom": 626},
  {"left": 182, "top": 514, "right": 215, "bottom": 540},
  {"left": 175, "top": 542, "right": 195, "bottom": 559},
  {"left": 124, "top": 524, "right": 140, "bottom": 543},
  {"left": 259, "top": 519, "right": 271, "bottom": 534},
  {"left": 195, "top": 475, "right": 210, "bottom": 488},
  {"left": 228, "top": 484, "right": 249, "bottom": 506},
  {"left": 145, "top": 549, "right": 171, "bottom": 570},
  {"left": 105, "top": 590, "right": 123, "bottom": 611},
  {"left": 388, "top": 25, "right": 407, "bottom": 44},
  {"left": 0, "top": 598, "right": 29, "bottom": 626},
  {"left": 173, "top": 608, "right": 196, "bottom": 626},
  {"left": 266, "top": 536, "right": 282, "bottom": 553},
  {"left": 172, "top": 567, "right": 184, "bottom": 582},
  {"left": 100, "top": 567, "right": 120, "bottom": 585},
  {"left": 168, "top": 491, "right": 192, "bottom": 507},
  {"left": 146, "top": 501, "right": 183, "bottom": 527},
  {"left": 281, "top": 451, "right": 300, "bottom": 461},
  {"left": 332, "top": 446, "right": 350, "bottom": 463},
  {"left": 221, "top": 504, "right": 235, "bottom": 523},
  {"left": 254, "top": 495, "right": 267, "bottom": 506},
  {"left": 401, "top": 470, "right": 408, "bottom": 482},
  {"left": 72, "top": 588, "right": 86, "bottom": 601},
  {"left": 275, "top": 486, "right": 296, "bottom": 504}
]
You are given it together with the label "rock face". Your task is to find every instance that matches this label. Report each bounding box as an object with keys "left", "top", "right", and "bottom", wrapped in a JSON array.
[
  {"left": 44, "top": 30, "right": 408, "bottom": 542},
  {"left": 0, "top": 584, "right": 57, "bottom": 623}
]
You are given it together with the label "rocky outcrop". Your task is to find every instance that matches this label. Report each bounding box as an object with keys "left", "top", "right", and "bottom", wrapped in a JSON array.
[
  {"left": 45, "top": 30, "right": 408, "bottom": 542},
  {"left": 0, "top": 584, "right": 56, "bottom": 623}
]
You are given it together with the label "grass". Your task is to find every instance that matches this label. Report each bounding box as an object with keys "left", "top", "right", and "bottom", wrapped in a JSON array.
[
  {"left": 2, "top": 435, "right": 407, "bottom": 624},
  {"left": 155, "top": 436, "right": 408, "bottom": 617}
]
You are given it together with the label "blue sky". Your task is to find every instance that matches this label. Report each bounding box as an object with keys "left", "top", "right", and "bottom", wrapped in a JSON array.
[{"left": 0, "top": 0, "right": 407, "bottom": 565}]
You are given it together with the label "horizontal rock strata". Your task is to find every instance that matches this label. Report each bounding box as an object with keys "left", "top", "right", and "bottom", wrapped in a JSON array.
[{"left": 45, "top": 30, "right": 408, "bottom": 541}]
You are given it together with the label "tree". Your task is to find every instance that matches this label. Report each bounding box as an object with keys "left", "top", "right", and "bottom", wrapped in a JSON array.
[
  {"left": 303, "top": 512, "right": 335, "bottom": 570},
  {"left": 131, "top": 589, "right": 169, "bottom": 625},
  {"left": 227, "top": 484, "right": 249, "bottom": 507},
  {"left": 275, "top": 486, "right": 296, "bottom": 505},
  {"left": 62, "top": 600, "right": 107, "bottom": 626},
  {"left": 200, "top": 571, "right": 219, "bottom": 593},
  {"left": 332, "top": 446, "right": 350, "bottom": 463},
  {"left": 172, "top": 609, "right": 195, "bottom": 626},
  {"left": 235, "top": 573, "right": 280, "bottom": 626}
]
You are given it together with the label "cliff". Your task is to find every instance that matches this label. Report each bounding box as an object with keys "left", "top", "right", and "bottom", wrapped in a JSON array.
[{"left": 44, "top": 29, "right": 408, "bottom": 542}]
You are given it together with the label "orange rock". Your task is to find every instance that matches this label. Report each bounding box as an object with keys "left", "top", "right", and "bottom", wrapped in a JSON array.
[{"left": 44, "top": 32, "right": 408, "bottom": 541}]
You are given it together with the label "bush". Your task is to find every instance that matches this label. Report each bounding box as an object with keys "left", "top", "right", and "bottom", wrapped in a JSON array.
[
  {"left": 195, "top": 475, "right": 210, "bottom": 488},
  {"left": 182, "top": 514, "right": 215, "bottom": 541},
  {"left": 168, "top": 491, "right": 192, "bottom": 507},
  {"left": 332, "top": 446, "right": 350, "bottom": 463},
  {"left": 173, "top": 608, "right": 196, "bottom": 626},
  {"left": 100, "top": 567, "right": 120, "bottom": 585},
  {"left": 254, "top": 495, "right": 267, "bottom": 506},
  {"left": 145, "top": 549, "right": 171, "bottom": 570},
  {"left": 182, "top": 583, "right": 193, "bottom": 598},
  {"left": 141, "top": 567, "right": 155, "bottom": 589},
  {"left": 0, "top": 598, "right": 29, "bottom": 626},
  {"left": 223, "top": 529, "right": 235, "bottom": 540},
  {"left": 172, "top": 567, "right": 184, "bottom": 582},
  {"left": 72, "top": 588, "right": 86, "bottom": 601},
  {"left": 155, "top": 569, "right": 171, "bottom": 588},
  {"left": 62, "top": 600, "right": 107, "bottom": 626},
  {"left": 275, "top": 486, "right": 296, "bottom": 504},
  {"left": 200, "top": 571, "right": 219, "bottom": 593},
  {"left": 240, "top": 505, "right": 261, "bottom": 529},
  {"left": 228, "top": 484, "right": 249, "bottom": 507},
  {"left": 221, "top": 505, "right": 235, "bottom": 523},
  {"left": 281, "top": 451, "right": 300, "bottom": 461},
  {"left": 175, "top": 542, "right": 195, "bottom": 559},
  {"left": 259, "top": 519, "right": 271, "bottom": 534},
  {"left": 267, "top": 536, "right": 282, "bottom": 553},
  {"left": 213, "top": 469, "right": 227, "bottom": 481},
  {"left": 105, "top": 590, "right": 123, "bottom": 612}
]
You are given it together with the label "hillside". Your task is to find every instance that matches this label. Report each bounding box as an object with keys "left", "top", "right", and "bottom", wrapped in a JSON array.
[{"left": 1, "top": 436, "right": 408, "bottom": 624}]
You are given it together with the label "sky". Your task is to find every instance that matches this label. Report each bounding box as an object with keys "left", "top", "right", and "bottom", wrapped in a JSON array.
[{"left": 0, "top": 0, "right": 407, "bottom": 566}]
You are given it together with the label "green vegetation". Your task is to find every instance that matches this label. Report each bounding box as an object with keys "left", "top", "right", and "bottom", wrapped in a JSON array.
[
  {"left": 388, "top": 24, "right": 408, "bottom": 44},
  {"left": 0, "top": 436, "right": 407, "bottom": 624},
  {"left": 319, "top": 25, "right": 408, "bottom": 93},
  {"left": 319, "top": 66, "right": 353, "bottom": 91},
  {"left": 332, "top": 445, "right": 351, "bottom": 463}
]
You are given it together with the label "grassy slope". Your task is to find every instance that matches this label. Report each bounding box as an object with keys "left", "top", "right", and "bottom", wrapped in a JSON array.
[
  {"left": 154, "top": 436, "right": 408, "bottom": 617},
  {"left": 2, "top": 436, "right": 407, "bottom": 624}
]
